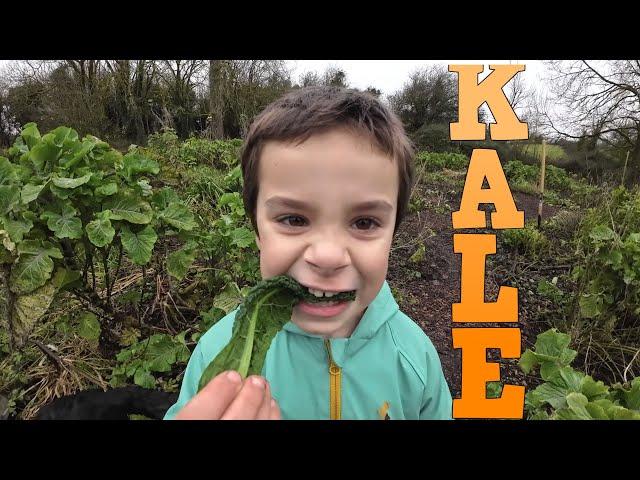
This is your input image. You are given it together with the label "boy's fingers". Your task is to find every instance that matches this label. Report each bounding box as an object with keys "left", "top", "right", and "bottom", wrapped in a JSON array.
[
  {"left": 256, "top": 381, "right": 273, "bottom": 420},
  {"left": 175, "top": 370, "right": 243, "bottom": 420},
  {"left": 220, "top": 375, "right": 268, "bottom": 420},
  {"left": 270, "top": 398, "right": 282, "bottom": 420}
]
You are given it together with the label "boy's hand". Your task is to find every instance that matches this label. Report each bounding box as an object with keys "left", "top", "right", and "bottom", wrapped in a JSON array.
[{"left": 174, "top": 371, "right": 281, "bottom": 420}]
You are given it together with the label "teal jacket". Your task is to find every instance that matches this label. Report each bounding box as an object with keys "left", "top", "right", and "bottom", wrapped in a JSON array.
[{"left": 164, "top": 280, "right": 453, "bottom": 420}]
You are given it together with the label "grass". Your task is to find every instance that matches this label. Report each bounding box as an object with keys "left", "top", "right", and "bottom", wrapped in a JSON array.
[
  {"left": 518, "top": 143, "right": 568, "bottom": 164},
  {"left": 0, "top": 296, "right": 112, "bottom": 419}
]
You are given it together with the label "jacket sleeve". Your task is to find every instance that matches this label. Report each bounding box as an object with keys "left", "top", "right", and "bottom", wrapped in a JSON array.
[
  {"left": 419, "top": 340, "right": 454, "bottom": 420},
  {"left": 163, "top": 341, "right": 207, "bottom": 420}
]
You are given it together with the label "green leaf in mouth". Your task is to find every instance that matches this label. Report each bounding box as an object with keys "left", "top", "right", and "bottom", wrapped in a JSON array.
[
  {"left": 300, "top": 289, "right": 357, "bottom": 303},
  {"left": 197, "top": 275, "right": 355, "bottom": 391}
]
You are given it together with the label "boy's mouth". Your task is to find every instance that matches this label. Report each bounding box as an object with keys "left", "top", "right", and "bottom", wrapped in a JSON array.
[
  {"left": 296, "top": 283, "right": 357, "bottom": 304},
  {"left": 281, "top": 277, "right": 357, "bottom": 318},
  {"left": 296, "top": 299, "right": 351, "bottom": 317}
]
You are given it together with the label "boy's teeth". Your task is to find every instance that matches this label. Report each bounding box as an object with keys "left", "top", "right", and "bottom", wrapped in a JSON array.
[{"left": 308, "top": 287, "right": 336, "bottom": 297}]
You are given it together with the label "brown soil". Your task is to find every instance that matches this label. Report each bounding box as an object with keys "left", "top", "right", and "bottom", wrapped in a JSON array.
[{"left": 387, "top": 179, "right": 562, "bottom": 399}]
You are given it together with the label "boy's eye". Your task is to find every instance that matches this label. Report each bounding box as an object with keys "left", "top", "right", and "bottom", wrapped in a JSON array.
[
  {"left": 277, "top": 216, "right": 380, "bottom": 231},
  {"left": 353, "top": 218, "right": 380, "bottom": 231},
  {"left": 278, "top": 215, "right": 307, "bottom": 227}
]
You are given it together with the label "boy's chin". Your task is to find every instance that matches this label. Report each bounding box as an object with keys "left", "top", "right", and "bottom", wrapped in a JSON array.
[{"left": 291, "top": 318, "right": 346, "bottom": 338}]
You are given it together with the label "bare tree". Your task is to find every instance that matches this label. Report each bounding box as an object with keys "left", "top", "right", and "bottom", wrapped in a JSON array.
[
  {"left": 156, "top": 60, "right": 207, "bottom": 137},
  {"left": 299, "top": 70, "right": 321, "bottom": 87},
  {"left": 543, "top": 60, "right": 640, "bottom": 182},
  {"left": 504, "top": 67, "right": 534, "bottom": 117},
  {"left": 0, "top": 75, "right": 18, "bottom": 146},
  {"left": 297, "top": 66, "right": 349, "bottom": 89},
  {"left": 8, "top": 60, "right": 111, "bottom": 137},
  {"left": 103, "top": 60, "right": 161, "bottom": 143},
  {"left": 224, "top": 60, "right": 292, "bottom": 137},
  {"left": 365, "top": 86, "right": 382, "bottom": 98},
  {"left": 322, "top": 67, "right": 348, "bottom": 87},
  {"left": 389, "top": 65, "right": 458, "bottom": 132},
  {"left": 208, "top": 60, "right": 227, "bottom": 139}
]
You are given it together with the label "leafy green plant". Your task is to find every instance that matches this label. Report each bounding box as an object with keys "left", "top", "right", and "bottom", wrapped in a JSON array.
[
  {"left": 189, "top": 282, "right": 245, "bottom": 343},
  {"left": 147, "top": 128, "right": 179, "bottom": 154},
  {"left": 408, "top": 195, "right": 427, "bottom": 213},
  {"left": 537, "top": 277, "right": 564, "bottom": 305},
  {"left": 567, "top": 180, "right": 600, "bottom": 207},
  {"left": 0, "top": 123, "right": 196, "bottom": 348},
  {"left": 503, "top": 160, "right": 539, "bottom": 186},
  {"left": 416, "top": 152, "right": 469, "bottom": 172},
  {"left": 501, "top": 224, "right": 549, "bottom": 257},
  {"left": 571, "top": 187, "right": 640, "bottom": 331},
  {"left": 409, "top": 243, "right": 425, "bottom": 263},
  {"left": 197, "top": 275, "right": 356, "bottom": 391},
  {"left": 184, "top": 191, "right": 260, "bottom": 289},
  {"left": 519, "top": 328, "right": 640, "bottom": 419},
  {"left": 184, "top": 165, "right": 226, "bottom": 205},
  {"left": 545, "top": 164, "right": 572, "bottom": 193},
  {"left": 502, "top": 159, "right": 595, "bottom": 207},
  {"left": 110, "top": 332, "right": 191, "bottom": 389},
  {"left": 162, "top": 137, "right": 243, "bottom": 169},
  {"left": 486, "top": 381, "right": 503, "bottom": 399}
]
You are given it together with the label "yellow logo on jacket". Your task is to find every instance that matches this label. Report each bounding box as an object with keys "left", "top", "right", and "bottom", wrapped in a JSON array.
[{"left": 378, "top": 401, "right": 391, "bottom": 420}]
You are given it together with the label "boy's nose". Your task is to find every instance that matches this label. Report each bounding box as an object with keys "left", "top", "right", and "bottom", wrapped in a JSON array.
[{"left": 303, "top": 238, "right": 350, "bottom": 275}]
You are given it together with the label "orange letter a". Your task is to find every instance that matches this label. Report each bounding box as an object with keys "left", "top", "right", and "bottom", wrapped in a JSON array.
[{"left": 452, "top": 149, "right": 524, "bottom": 230}]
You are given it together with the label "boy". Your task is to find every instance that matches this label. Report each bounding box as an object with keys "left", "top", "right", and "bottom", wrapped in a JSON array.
[{"left": 164, "top": 86, "right": 453, "bottom": 420}]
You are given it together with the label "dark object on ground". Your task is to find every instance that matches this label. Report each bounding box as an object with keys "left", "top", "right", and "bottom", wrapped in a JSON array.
[
  {"left": 0, "top": 394, "right": 8, "bottom": 420},
  {"left": 35, "top": 386, "right": 178, "bottom": 420}
]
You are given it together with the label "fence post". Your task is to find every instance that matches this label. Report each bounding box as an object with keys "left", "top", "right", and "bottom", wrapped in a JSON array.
[
  {"left": 537, "top": 140, "right": 546, "bottom": 230},
  {"left": 622, "top": 150, "right": 630, "bottom": 186}
]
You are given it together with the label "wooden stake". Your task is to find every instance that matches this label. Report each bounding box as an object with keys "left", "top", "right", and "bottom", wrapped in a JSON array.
[
  {"left": 622, "top": 150, "right": 630, "bottom": 186},
  {"left": 537, "top": 140, "right": 547, "bottom": 229}
]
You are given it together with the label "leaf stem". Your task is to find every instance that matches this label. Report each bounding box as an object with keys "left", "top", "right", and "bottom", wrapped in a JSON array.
[{"left": 237, "top": 288, "right": 280, "bottom": 378}]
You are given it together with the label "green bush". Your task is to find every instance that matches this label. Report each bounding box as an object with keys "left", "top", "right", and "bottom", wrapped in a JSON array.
[
  {"left": 519, "top": 328, "right": 640, "bottom": 420},
  {"left": 0, "top": 123, "right": 196, "bottom": 349},
  {"left": 147, "top": 128, "right": 180, "bottom": 152},
  {"left": 408, "top": 194, "right": 427, "bottom": 213},
  {"left": 416, "top": 151, "right": 469, "bottom": 172},
  {"left": 501, "top": 224, "right": 549, "bottom": 257},
  {"left": 545, "top": 164, "right": 572, "bottom": 193},
  {"left": 568, "top": 179, "right": 600, "bottom": 207},
  {"left": 572, "top": 186, "right": 640, "bottom": 330},
  {"left": 110, "top": 332, "right": 191, "bottom": 389},
  {"left": 537, "top": 278, "right": 565, "bottom": 305},
  {"left": 146, "top": 132, "right": 242, "bottom": 170},
  {"left": 411, "top": 123, "right": 452, "bottom": 152},
  {"left": 503, "top": 160, "right": 539, "bottom": 185},
  {"left": 184, "top": 165, "right": 227, "bottom": 205},
  {"left": 187, "top": 189, "right": 260, "bottom": 292},
  {"left": 176, "top": 138, "right": 242, "bottom": 169}
]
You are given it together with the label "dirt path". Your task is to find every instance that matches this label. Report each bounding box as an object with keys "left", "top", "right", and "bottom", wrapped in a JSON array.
[{"left": 387, "top": 180, "right": 561, "bottom": 398}]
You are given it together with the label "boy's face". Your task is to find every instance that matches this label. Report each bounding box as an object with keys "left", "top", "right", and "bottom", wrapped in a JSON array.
[{"left": 254, "top": 128, "right": 399, "bottom": 338}]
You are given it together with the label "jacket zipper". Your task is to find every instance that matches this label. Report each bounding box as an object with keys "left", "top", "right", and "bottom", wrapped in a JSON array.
[{"left": 324, "top": 339, "right": 341, "bottom": 420}]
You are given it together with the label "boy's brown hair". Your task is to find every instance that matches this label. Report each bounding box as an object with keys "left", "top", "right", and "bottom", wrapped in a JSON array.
[{"left": 240, "top": 85, "right": 415, "bottom": 236}]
